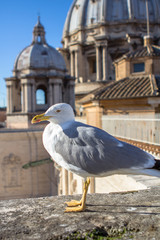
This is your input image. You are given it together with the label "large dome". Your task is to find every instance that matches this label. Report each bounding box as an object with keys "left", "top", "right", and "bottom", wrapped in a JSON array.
[
  {"left": 14, "top": 18, "right": 66, "bottom": 72},
  {"left": 63, "top": 0, "right": 160, "bottom": 36}
]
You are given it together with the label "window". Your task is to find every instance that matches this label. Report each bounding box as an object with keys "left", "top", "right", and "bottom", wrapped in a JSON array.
[
  {"left": 37, "top": 36, "right": 41, "bottom": 43},
  {"left": 36, "top": 88, "right": 47, "bottom": 105},
  {"left": 89, "top": 57, "right": 96, "bottom": 74},
  {"left": 133, "top": 62, "right": 145, "bottom": 73}
]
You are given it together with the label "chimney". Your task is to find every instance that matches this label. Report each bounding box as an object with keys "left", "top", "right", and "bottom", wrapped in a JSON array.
[{"left": 144, "top": 35, "right": 153, "bottom": 46}]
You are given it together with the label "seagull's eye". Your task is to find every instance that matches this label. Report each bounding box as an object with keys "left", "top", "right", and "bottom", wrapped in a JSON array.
[{"left": 56, "top": 109, "right": 61, "bottom": 113}]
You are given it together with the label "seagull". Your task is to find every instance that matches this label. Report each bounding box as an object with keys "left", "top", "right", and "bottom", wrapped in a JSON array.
[{"left": 31, "top": 103, "right": 160, "bottom": 212}]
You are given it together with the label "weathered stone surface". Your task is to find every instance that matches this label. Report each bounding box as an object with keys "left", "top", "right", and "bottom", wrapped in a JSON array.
[{"left": 0, "top": 187, "right": 160, "bottom": 239}]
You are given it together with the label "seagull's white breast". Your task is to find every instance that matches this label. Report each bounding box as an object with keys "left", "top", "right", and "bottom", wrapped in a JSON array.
[
  {"left": 42, "top": 122, "right": 89, "bottom": 176},
  {"left": 43, "top": 123, "right": 64, "bottom": 165}
]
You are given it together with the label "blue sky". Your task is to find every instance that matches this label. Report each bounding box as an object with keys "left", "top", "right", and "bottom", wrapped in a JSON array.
[{"left": 0, "top": 0, "right": 73, "bottom": 107}]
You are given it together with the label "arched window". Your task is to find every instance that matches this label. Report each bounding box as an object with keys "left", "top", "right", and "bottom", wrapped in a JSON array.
[
  {"left": 37, "top": 35, "right": 41, "bottom": 43},
  {"left": 36, "top": 86, "right": 47, "bottom": 105}
]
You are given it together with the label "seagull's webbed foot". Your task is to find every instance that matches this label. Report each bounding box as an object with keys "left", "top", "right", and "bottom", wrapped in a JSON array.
[
  {"left": 65, "top": 204, "right": 86, "bottom": 212},
  {"left": 65, "top": 177, "right": 90, "bottom": 212},
  {"left": 65, "top": 199, "right": 82, "bottom": 207}
]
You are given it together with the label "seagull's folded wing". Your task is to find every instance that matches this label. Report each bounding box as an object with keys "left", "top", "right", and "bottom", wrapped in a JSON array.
[{"left": 54, "top": 122, "right": 155, "bottom": 176}]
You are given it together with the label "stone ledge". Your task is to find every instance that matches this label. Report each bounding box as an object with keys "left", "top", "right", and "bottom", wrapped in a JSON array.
[{"left": 0, "top": 187, "right": 160, "bottom": 239}]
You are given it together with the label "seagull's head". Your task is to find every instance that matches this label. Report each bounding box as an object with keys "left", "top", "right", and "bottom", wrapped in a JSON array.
[{"left": 31, "top": 103, "right": 75, "bottom": 125}]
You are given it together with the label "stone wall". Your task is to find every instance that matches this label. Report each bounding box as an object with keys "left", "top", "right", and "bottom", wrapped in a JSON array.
[
  {"left": 0, "top": 129, "right": 58, "bottom": 200},
  {"left": 102, "top": 113, "right": 160, "bottom": 145},
  {"left": 0, "top": 110, "right": 6, "bottom": 122},
  {"left": 85, "top": 105, "right": 103, "bottom": 128},
  {"left": 0, "top": 187, "right": 160, "bottom": 239}
]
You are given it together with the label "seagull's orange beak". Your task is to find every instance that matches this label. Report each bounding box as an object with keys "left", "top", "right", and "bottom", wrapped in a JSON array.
[{"left": 31, "top": 113, "right": 51, "bottom": 124}]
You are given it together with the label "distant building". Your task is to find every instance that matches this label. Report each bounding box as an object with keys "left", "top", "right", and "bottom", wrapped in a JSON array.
[
  {"left": 5, "top": 17, "right": 74, "bottom": 129},
  {"left": 59, "top": 35, "right": 160, "bottom": 195},
  {"left": 81, "top": 36, "right": 160, "bottom": 122},
  {"left": 60, "top": 0, "right": 160, "bottom": 111}
]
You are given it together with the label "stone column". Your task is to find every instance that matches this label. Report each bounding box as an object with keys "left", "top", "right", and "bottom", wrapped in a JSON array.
[
  {"left": 21, "top": 79, "right": 32, "bottom": 113},
  {"left": 75, "top": 50, "right": 79, "bottom": 83},
  {"left": 6, "top": 85, "right": 10, "bottom": 113},
  {"left": 6, "top": 84, "right": 13, "bottom": 114},
  {"left": 32, "top": 81, "right": 36, "bottom": 112},
  {"left": 58, "top": 80, "right": 62, "bottom": 103},
  {"left": 25, "top": 83, "right": 32, "bottom": 112},
  {"left": 62, "top": 168, "right": 68, "bottom": 195},
  {"left": 53, "top": 79, "right": 62, "bottom": 104},
  {"left": 102, "top": 43, "right": 108, "bottom": 81},
  {"left": 10, "top": 85, "right": 13, "bottom": 113},
  {"left": 96, "top": 45, "right": 102, "bottom": 81},
  {"left": 90, "top": 177, "right": 95, "bottom": 194},
  {"left": 21, "top": 83, "right": 25, "bottom": 113},
  {"left": 68, "top": 80, "right": 75, "bottom": 109},
  {"left": 69, "top": 172, "right": 73, "bottom": 195},
  {"left": 53, "top": 83, "right": 59, "bottom": 104},
  {"left": 27, "top": 79, "right": 36, "bottom": 112},
  {"left": 49, "top": 79, "right": 54, "bottom": 106},
  {"left": 5, "top": 77, "right": 19, "bottom": 113},
  {"left": 70, "top": 51, "right": 75, "bottom": 77}
]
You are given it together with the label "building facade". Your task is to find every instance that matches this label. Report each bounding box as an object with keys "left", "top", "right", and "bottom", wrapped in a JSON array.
[
  {"left": 59, "top": 35, "right": 160, "bottom": 195},
  {"left": 60, "top": 0, "right": 160, "bottom": 111}
]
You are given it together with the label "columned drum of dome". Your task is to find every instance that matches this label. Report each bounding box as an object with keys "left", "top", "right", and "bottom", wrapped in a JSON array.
[
  {"left": 5, "top": 18, "right": 75, "bottom": 129},
  {"left": 61, "top": 0, "right": 160, "bottom": 110}
]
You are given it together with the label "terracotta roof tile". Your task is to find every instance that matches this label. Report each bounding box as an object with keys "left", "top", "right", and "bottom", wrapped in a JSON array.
[
  {"left": 95, "top": 76, "right": 155, "bottom": 100},
  {"left": 127, "top": 45, "right": 160, "bottom": 58},
  {"left": 114, "top": 45, "right": 160, "bottom": 63},
  {"left": 80, "top": 75, "right": 160, "bottom": 103}
]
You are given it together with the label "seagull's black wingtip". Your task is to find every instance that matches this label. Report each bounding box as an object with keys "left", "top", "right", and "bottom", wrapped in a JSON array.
[{"left": 152, "top": 159, "right": 160, "bottom": 170}]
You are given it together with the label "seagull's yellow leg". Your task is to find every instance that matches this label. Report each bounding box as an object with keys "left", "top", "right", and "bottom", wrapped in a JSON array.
[{"left": 65, "top": 177, "right": 90, "bottom": 212}]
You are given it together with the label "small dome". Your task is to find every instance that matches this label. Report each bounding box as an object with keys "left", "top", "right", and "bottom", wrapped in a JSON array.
[
  {"left": 63, "top": 0, "right": 160, "bottom": 37},
  {"left": 14, "top": 18, "right": 66, "bottom": 72},
  {"left": 14, "top": 43, "right": 66, "bottom": 71}
]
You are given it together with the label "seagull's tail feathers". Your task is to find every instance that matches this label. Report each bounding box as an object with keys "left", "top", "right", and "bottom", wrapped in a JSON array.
[{"left": 138, "top": 169, "right": 160, "bottom": 178}]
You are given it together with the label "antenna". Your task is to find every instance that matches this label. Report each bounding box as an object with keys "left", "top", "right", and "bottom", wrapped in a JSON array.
[
  {"left": 37, "top": 12, "right": 41, "bottom": 23},
  {"left": 146, "top": 0, "right": 150, "bottom": 36}
]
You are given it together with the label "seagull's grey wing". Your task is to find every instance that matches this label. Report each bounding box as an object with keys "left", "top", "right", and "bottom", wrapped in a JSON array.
[{"left": 55, "top": 122, "right": 155, "bottom": 175}]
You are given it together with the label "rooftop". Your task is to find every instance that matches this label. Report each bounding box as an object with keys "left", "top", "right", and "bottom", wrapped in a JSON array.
[
  {"left": 115, "top": 44, "right": 160, "bottom": 63},
  {"left": 80, "top": 75, "right": 160, "bottom": 103}
]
